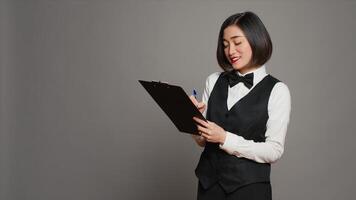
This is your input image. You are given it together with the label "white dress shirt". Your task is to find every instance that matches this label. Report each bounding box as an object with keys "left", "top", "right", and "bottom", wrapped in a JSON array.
[{"left": 200, "top": 65, "right": 291, "bottom": 164}]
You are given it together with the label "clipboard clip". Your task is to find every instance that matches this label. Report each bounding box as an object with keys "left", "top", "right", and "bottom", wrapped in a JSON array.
[{"left": 151, "top": 80, "right": 170, "bottom": 87}]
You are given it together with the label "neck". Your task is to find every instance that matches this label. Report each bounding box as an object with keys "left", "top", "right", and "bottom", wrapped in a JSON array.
[{"left": 237, "top": 65, "right": 260, "bottom": 75}]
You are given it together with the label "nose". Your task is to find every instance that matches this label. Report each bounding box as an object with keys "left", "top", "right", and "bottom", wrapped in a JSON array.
[{"left": 228, "top": 46, "right": 236, "bottom": 56}]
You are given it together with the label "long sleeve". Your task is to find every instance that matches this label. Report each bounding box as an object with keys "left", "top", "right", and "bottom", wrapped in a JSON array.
[
  {"left": 219, "top": 82, "right": 291, "bottom": 163},
  {"left": 201, "top": 72, "right": 220, "bottom": 118},
  {"left": 192, "top": 72, "right": 220, "bottom": 146}
]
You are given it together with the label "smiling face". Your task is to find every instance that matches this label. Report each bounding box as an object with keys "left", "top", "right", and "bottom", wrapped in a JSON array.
[{"left": 223, "top": 25, "right": 257, "bottom": 74}]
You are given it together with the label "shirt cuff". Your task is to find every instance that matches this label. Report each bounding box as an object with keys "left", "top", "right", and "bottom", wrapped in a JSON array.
[{"left": 219, "top": 131, "right": 238, "bottom": 155}]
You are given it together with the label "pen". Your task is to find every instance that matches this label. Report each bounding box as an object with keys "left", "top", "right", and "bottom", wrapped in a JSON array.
[{"left": 193, "top": 89, "right": 197, "bottom": 99}]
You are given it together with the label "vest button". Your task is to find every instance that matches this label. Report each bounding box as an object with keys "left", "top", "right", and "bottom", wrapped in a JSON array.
[{"left": 225, "top": 113, "right": 229, "bottom": 118}]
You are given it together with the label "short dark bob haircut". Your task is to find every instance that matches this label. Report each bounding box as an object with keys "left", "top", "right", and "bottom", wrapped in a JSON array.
[{"left": 217, "top": 11, "right": 273, "bottom": 72}]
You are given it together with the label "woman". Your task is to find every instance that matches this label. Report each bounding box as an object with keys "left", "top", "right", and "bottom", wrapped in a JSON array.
[{"left": 190, "top": 11, "right": 291, "bottom": 200}]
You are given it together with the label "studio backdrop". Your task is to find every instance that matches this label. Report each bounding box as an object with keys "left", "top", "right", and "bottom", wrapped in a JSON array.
[{"left": 1, "top": 0, "right": 355, "bottom": 199}]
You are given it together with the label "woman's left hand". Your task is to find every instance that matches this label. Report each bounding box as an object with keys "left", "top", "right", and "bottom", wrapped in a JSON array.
[{"left": 193, "top": 117, "right": 227, "bottom": 144}]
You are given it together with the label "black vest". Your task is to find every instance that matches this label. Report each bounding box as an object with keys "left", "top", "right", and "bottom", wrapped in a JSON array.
[{"left": 195, "top": 72, "right": 280, "bottom": 193}]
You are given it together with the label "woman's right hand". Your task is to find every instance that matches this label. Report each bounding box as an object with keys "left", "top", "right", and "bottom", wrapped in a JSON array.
[
  {"left": 189, "top": 95, "right": 206, "bottom": 114},
  {"left": 189, "top": 95, "right": 207, "bottom": 147}
]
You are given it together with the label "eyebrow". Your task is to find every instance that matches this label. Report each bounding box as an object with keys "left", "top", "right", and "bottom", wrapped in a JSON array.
[{"left": 223, "top": 35, "right": 244, "bottom": 41}]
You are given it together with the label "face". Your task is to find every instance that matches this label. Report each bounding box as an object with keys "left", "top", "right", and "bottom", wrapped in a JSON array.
[{"left": 223, "top": 25, "right": 256, "bottom": 74}]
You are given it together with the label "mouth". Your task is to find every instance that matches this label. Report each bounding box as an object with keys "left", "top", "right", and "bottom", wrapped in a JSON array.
[{"left": 230, "top": 56, "right": 241, "bottom": 64}]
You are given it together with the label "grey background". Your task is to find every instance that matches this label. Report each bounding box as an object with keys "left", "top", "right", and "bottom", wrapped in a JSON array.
[{"left": 1, "top": 0, "right": 355, "bottom": 199}]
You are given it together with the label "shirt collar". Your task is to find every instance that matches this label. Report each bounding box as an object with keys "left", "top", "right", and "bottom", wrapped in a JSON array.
[{"left": 236, "top": 65, "right": 267, "bottom": 86}]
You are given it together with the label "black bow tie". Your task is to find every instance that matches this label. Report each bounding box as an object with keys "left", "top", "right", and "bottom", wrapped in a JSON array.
[{"left": 226, "top": 71, "right": 254, "bottom": 89}]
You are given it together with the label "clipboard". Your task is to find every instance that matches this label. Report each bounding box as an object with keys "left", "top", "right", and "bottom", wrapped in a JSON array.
[{"left": 139, "top": 80, "right": 207, "bottom": 135}]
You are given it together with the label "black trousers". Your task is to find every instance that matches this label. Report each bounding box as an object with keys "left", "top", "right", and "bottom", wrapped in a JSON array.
[{"left": 197, "top": 182, "right": 272, "bottom": 200}]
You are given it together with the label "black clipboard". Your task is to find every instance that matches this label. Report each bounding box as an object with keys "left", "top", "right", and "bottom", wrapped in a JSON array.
[{"left": 139, "top": 80, "right": 207, "bottom": 135}]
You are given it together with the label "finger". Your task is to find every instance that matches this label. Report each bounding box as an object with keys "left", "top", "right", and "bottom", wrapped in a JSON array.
[
  {"left": 195, "top": 120, "right": 209, "bottom": 128},
  {"left": 207, "top": 121, "right": 215, "bottom": 125},
  {"left": 189, "top": 95, "right": 199, "bottom": 105},
  {"left": 197, "top": 102, "right": 205, "bottom": 109},
  {"left": 197, "top": 104, "right": 206, "bottom": 114},
  {"left": 201, "top": 133, "right": 212, "bottom": 141},
  {"left": 197, "top": 125, "right": 211, "bottom": 135},
  {"left": 193, "top": 117, "right": 209, "bottom": 128}
]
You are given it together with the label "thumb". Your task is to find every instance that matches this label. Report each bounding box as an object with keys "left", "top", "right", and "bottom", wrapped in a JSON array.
[{"left": 189, "top": 95, "right": 199, "bottom": 105}]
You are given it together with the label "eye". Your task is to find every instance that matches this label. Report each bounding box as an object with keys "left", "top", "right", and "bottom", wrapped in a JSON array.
[
  {"left": 234, "top": 42, "right": 242, "bottom": 46},
  {"left": 223, "top": 43, "right": 229, "bottom": 49}
]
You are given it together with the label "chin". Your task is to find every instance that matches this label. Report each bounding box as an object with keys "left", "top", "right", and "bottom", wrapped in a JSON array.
[
  {"left": 232, "top": 63, "right": 254, "bottom": 74},
  {"left": 232, "top": 64, "right": 247, "bottom": 71}
]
